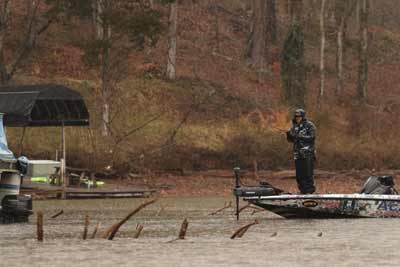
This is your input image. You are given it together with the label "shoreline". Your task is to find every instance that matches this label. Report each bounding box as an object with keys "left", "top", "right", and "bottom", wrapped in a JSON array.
[
  {"left": 25, "top": 169, "right": 400, "bottom": 199},
  {"left": 117, "top": 169, "right": 400, "bottom": 197}
]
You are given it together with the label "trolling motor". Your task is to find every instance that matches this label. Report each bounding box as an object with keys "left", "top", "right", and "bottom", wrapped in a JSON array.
[{"left": 232, "top": 167, "right": 280, "bottom": 220}]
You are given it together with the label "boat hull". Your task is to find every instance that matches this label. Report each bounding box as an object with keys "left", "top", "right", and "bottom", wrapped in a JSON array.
[{"left": 246, "top": 194, "right": 400, "bottom": 219}]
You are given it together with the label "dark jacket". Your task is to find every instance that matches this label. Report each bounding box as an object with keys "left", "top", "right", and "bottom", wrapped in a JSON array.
[{"left": 286, "top": 118, "right": 316, "bottom": 160}]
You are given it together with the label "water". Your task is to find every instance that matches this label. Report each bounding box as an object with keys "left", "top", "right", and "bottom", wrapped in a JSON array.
[{"left": 1, "top": 197, "right": 400, "bottom": 267}]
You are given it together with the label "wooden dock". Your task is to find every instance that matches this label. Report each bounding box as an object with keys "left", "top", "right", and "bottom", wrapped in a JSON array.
[{"left": 21, "top": 182, "right": 157, "bottom": 200}]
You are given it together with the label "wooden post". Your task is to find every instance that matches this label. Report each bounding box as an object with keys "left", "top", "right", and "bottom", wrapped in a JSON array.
[
  {"left": 91, "top": 222, "right": 100, "bottom": 239},
  {"left": 178, "top": 218, "right": 189, "bottom": 240},
  {"left": 134, "top": 224, "right": 144, "bottom": 239},
  {"left": 37, "top": 211, "right": 44, "bottom": 242},
  {"left": 91, "top": 172, "right": 97, "bottom": 188},
  {"left": 83, "top": 215, "right": 90, "bottom": 240},
  {"left": 61, "top": 121, "right": 67, "bottom": 199},
  {"left": 62, "top": 121, "right": 67, "bottom": 186},
  {"left": 166, "top": 218, "right": 189, "bottom": 243}
]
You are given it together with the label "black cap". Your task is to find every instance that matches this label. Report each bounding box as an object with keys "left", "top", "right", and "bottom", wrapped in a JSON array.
[{"left": 294, "top": 108, "right": 306, "bottom": 117}]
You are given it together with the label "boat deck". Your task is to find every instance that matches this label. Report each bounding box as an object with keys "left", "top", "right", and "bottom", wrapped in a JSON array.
[
  {"left": 245, "top": 193, "right": 400, "bottom": 201},
  {"left": 20, "top": 181, "right": 157, "bottom": 199}
]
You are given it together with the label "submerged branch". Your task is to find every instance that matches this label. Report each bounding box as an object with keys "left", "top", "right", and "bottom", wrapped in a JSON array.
[
  {"left": 103, "top": 199, "right": 157, "bottom": 240},
  {"left": 230, "top": 220, "right": 259, "bottom": 239}
]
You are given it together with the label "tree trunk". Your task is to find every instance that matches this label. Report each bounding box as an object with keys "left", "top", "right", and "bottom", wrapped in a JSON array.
[
  {"left": 101, "top": 28, "right": 111, "bottom": 137},
  {"left": 166, "top": 2, "right": 177, "bottom": 80},
  {"left": 290, "top": 0, "right": 303, "bottom": 25},
  {"left": 246, "top": 0, "right": 267, "bottom": 71},
  {"left": 26, "top": 0, "right": 39, "bottom": 48},
  {"left": 357, "top": 0, "right": 369, "bottom": 101},
  {"left": 95, "top": 0, "right": 112, "bottom": 136},
  {"left": 335, "top": 0, "right": 357, "bottom": 97},
  {"left": 281, "top": 25, "right": 306, "bottom": 108},
  {"left": 336, "top": 23, "right": 344, "bottom": 96},
  {"left": 335, "top": 0, "right": 345, "bottom": 97},
  {"left": 94, "top": 0, "right": 104, "bottom": 39},
  {"left": 317, "top": 0, "right": 326, "bottom": 111},
  {"left": 0, "top": 1, "right": 10, "bottom": 84},
  {"left": 266, "top": 0, "right": 277, "bottom": 44}
]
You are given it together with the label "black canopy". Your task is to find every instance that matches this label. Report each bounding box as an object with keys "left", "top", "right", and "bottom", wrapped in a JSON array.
[{"left": 0, "top": 84, "right": 89, "bottom": 127}]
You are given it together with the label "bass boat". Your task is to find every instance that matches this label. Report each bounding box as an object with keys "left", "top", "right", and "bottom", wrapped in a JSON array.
[{"left": 233, "top": 167, "right": 400, "bottom": 219}]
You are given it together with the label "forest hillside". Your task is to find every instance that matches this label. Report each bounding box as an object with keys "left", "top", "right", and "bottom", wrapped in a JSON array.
[{"left": 2, "top": 0, "right": 400, "bottom": 175}]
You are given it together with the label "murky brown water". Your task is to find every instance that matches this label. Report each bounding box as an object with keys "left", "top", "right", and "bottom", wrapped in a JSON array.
[{"left": 1, "top": 197, "right": 400, "bottom": 267}]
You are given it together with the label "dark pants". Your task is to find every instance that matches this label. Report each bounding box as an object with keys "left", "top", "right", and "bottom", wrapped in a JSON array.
[{"left": 295, "top": 157, "right": 315, "bottom": 194}]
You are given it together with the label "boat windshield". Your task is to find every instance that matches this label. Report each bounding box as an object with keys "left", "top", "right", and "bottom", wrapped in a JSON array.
[{"left": 0, "top": 114, "right": 15, "bottom": 160}]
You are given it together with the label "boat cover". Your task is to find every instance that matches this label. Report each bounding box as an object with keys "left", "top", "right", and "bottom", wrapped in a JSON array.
[
  {"left": 0, "top": 84, "right": 89, "bottom": 127},
  {"left": 0, "top": 114, "right": 15, "bottom": 160}
]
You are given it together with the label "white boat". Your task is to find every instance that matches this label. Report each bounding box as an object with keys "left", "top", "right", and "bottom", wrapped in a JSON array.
[
  {"left": 245, "top": 194, "right": 400, "bottom": 219},
  {"left": 233, "top": 167, "right": 400, "bottom": 219}
]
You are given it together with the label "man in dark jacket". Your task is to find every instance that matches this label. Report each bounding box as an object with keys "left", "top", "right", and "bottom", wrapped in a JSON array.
[{"left": 286, "top": 109, "right": 316, "bottom": 194}]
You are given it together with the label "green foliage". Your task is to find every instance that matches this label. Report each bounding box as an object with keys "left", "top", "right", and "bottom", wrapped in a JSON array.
[
  {"left": 281, "top": 24, "right": 306, "bottom": 108},
  {"left": 81, "top": 40, "right": 109, "bottom": 67},
  {"left": 43, "top": 0, "right": 92, "bottom": 21},
  {"left": 53, "top": 0, "right": 166, "bottom": 67},
  {"left": 127, "top": 10, "right": 164, "bottom": 49},
  {"left": 158, "top": 0, "right": 176, "bottom": 4}
]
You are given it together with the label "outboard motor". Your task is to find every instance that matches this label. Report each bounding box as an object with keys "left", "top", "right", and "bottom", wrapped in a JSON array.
[
  {"left": 360, "top": 176, "right": 397, "bottom": 195},
  {"left": 0, "top": 114, "right": 33, "bottom": 223},
  {"left": 233, "top": 167, "right": 283, "bottom": 220}
]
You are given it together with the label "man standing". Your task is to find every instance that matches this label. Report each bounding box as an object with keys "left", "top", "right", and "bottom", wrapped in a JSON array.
[{"left": 286, "top": 109, "right": 316, "bottom": 194}]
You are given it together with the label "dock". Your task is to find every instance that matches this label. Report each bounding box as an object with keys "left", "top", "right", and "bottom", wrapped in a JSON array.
[{"left": 21, "top": 181, "right": 157, "bottom": 200}]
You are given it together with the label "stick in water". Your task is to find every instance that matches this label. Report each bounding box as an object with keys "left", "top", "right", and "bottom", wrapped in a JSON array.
[
  {"left": 82, "top": 215, "right": 90, "bottom": 240},
  {"left": 178, "top": 218, "right": 189, "bottom": 239},
  {"left": 230, "top": 220, "right": 259, "bottom": 239},
  {"left": 209, "top": 201, "right": 232, "bottom": 216},
  {"left": 101, "top": 225, "right": 115, "bottom": 239},
  {"left": 237, "top": 203, "right": 251, "bottom": 214},
  {"left": 167, "top": 218, "right": 189, "bottom": 243},
  {"left": 50, "top": 210, "right": 64, "bottom": 219},
  {"left": 250, "top": 207, "right": 265, "bottom": 215},
  {"left": 37, "top": 211, "right": 44, "bottom": 242},
  {"left": 104, "top": 199, "right": 157, "bottom": 240},
  {"left": 134, "top": 224, "right": 144, "bottom": 239},
  {"left": 91, "top": 222, "right": 100, "bottom": 239}
]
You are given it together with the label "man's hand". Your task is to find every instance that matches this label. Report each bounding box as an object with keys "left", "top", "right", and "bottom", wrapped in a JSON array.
[{"left": 286, "top": 130, "right": 296, "bottom": 143}]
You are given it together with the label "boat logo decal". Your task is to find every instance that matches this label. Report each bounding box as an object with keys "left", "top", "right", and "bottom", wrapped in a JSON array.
[
  {"left": 377, "top": 201, "right": 400, "bottom": 212},
  {"left": 302, "top": 200, "right": 318, "bottom": 208}
]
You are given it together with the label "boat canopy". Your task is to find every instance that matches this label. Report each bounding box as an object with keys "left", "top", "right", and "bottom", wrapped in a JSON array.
[{"left": 0, "top": 84, "right": 89, "bottom": 127}]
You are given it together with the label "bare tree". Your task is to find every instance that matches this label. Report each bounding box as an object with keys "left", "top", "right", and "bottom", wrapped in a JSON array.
[
  {"left": 335, "top": 0, "right": 357, "bottom": 97},
  {"left": 290, "top": 0, "right": 303, "bottom": 25},
  {"left": 92, "top": 0, "right": 113, "bottom": 136},
  {"left": 81, "top": 0, "right": 165, "bottom": 139},
  {"left": 246, "top": 0, "right": 267, "bottom": 71},
  {"left": 0, "top": 0, "right": 57, "bottom": 84},
  {"left": 317, "top": 0, "right": 326, "bottom": 111},
  {"left": 166, "top": 1, "right": 177, "bottom": 80},
  {"left": 357, "top": 0, "right": 369, "bottom": 101},
  {"left": 0, "top": 0, "right": 10, "bottom": 83},
  {"left": 266, "top": 0, "right": 277, "bottom": 44}
]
